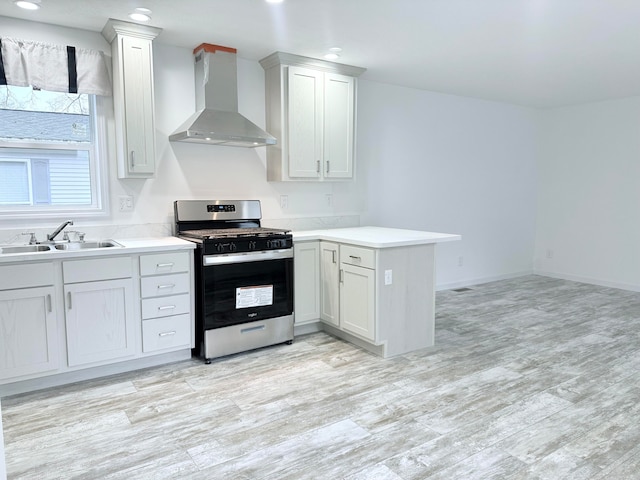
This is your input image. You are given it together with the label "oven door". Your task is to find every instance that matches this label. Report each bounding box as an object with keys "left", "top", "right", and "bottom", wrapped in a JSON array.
[{"left": 202, "top": 249, "right": 294, "bottom": 330}]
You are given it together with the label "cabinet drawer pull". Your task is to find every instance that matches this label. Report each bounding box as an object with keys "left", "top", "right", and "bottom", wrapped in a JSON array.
[
  {"left": 349, "top": 255, "right": 361, "bottom": 261},
  {"left": 316, "top": 160, "right": 320, "bottom": 173},
  {"left": 158, "top": 331, "right": 176, "bottom": 337},
  {"left": 157, "top": 284, "right": 175, "bottom": 289},
  {"left": 326, "top": 160, "right": 330, "bottom": 174},
  {"left": 130, "top": 150, "right": 135, "bottom": 168},
  {"left": 67, "top": 291, "right": 72, "bottom": 310},
  {"left": 158, "top": 305, "right": 176, "bottom": 311},
  {"left": 47, "top": 294, "right": 52, "bottom": 313},
  {"left": 241, "top": 325, "right": 265, "bottom": 334},
  {"left": 156, "top": 263, "right": 174, "bottom": 268}
]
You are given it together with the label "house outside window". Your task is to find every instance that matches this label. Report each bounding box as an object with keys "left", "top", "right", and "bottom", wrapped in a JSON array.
[{"left": 0, "top": 85, "right": 108, "bottom": 218}]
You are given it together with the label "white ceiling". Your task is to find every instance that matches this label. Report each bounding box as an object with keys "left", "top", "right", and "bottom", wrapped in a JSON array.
[{"left": 1, "top": 0, "right": 639, "bottom": 108}]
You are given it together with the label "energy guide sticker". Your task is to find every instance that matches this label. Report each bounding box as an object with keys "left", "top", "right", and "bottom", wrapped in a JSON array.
[{"left": 236, "top": 285, "right": 273, "bottom": 309}]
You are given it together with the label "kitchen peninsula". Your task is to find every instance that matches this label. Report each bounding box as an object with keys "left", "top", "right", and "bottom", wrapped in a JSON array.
[{"left": 291, "top": 226, "right": 460, "bottom": 357}]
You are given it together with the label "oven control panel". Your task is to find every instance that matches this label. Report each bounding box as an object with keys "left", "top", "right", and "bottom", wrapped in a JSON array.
[
  {"left": 207, "top": 204, "right": 236, "bottom": 213},
  {"left": 203, "top": 235, "right": 293, "bottom": 255}
]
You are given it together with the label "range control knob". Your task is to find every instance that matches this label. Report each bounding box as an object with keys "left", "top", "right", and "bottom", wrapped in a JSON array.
[
  {"left": 215, "top": 243, "right": 224, "bottom": 253},
  {"left": 248, "top": 241, "right": 257, "bottom": 250},
  {"left": 229, "top": 242, "right": 237, "bottom": 252}
]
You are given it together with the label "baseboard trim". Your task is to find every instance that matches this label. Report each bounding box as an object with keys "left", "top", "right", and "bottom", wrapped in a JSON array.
[
  {"left": 436, "top": 270, "right": 533, "bottom": 291},
  {"left": 533, "top": 269, "right": 640, "bottom": 293},
  {"left": 0, "top": 350, "right": 192, "bottom": 398}
]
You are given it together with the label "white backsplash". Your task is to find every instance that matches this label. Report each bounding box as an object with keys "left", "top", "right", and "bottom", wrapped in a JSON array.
[
  {"left": 0, "top": 216, "right": 360, "bottom": 245},
  {"left": 262, "top": 215, "right": 360, "bottom": 231}
]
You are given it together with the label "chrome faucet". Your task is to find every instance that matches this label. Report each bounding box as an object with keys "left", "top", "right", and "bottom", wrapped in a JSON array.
[{"left": 47, "top": 220, "right": 74, "bottom": 241}]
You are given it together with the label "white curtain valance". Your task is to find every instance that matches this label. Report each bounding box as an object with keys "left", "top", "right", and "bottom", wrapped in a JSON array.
[{"left": 0, "top": 37, "right": 111, "bottom": 97}]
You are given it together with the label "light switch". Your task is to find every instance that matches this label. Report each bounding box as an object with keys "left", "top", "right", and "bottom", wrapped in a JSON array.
[{"left": 384, "top": 269, "right": 392, "bottom": 285}]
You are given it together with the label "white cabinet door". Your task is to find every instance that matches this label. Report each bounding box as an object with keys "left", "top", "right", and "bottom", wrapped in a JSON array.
[
  {"left": 288, "top": 66, "right": 323, "bottom": 178},
  {"left": 293, "top": 241, "right": 320, "bottom": 324},
  {"left": 324, "top": 73, "right": 355, "bottom": 179},
  {"left": 121, "top": 35, "right": 156, "bottom": 176},
  {"left": 103, "top": 20, "right": 160, "bottom": 179},
  {"left": 64, "top": 279, "right": 135, "bottom": 366},
  {"left": 0, "top": 287, "right": 58, "bottom": 380},
  {"left": 320, "top": 241, "right": 340, "bottom": 326},
  {"left": 340, "top": 263, "right": 375, "bottom": 341}
]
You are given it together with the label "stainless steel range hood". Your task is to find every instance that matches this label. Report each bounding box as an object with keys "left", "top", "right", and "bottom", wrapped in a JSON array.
[{"left": 169, "top": 44, "right": 276, "bottom": 148}]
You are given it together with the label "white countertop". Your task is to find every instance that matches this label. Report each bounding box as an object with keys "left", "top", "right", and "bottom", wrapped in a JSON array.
[
  {"left": 292, "top": 226, "right": 461, "bottom": 248},
  {"left": 0, "top": 236, "right": 195, "bottom": 264}
]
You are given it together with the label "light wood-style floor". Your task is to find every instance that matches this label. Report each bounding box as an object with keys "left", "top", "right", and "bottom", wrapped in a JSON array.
[{"left": 3, "top": 275, "right": 640, "bottom": 479}]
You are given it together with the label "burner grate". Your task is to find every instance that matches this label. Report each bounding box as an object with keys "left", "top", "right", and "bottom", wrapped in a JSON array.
[{"left": 181, "top": 227, "right": 290, "bottom": 240}]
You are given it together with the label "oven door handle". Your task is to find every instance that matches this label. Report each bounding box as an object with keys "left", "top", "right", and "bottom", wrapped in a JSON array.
[{"left": 203, "top": 249, "right": 293, "bottom": 266}]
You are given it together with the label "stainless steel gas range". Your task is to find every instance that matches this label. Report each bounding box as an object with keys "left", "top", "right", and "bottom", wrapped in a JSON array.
[{"left": 174, "top": 200, "right": 294, "bottom": 363}]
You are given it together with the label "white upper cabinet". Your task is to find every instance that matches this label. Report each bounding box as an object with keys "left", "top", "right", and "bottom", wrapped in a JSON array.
[
  {"left": 260, "top": 52, "right": 365, "bottom": 182},
  {"left": 102, "top": 19, "right": 162, "bottom": 179}
]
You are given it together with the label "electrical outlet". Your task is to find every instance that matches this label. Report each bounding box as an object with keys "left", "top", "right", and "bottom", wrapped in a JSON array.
[
  {"left": 118, "top": 195, "right": 134, "bottom": 212},
  {"left": 384, "top": 269, "right": 392, "bottom": 285},
  {"left": 280, "top": 195, "right": 289, "bottom": 209},
  {"left": 326, "top": 194, "right": 333, "bottom": 207}
]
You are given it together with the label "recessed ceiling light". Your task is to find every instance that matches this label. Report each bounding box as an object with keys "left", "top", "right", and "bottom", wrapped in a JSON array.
[
  {"left": 14, "top": 0, "right": 41, "bottom": 10},
  {"left": 324, "top": 53, "right": 340, "bottom": 60},
  {"left": 129, "top": 7, "right": 152, "bottom": 22},
  {"left": 328, "top": 47, "right": 342, "bottom": 53},
  {"left": 266, "top": 0, "right": 284, "bottom": 4}
]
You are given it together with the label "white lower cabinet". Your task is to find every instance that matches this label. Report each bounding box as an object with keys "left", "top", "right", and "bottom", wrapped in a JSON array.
[
  {"left": 319, "top": 241, "right": 340, "bottom": 326},
  {"left": 293, "top": 238, "right": 436, "bottom": 357},
  {"left": 139, "top": 251, "right": 193, "bottom": 353},
  {"left": 339, "top": 261, "right": 375, "bottom": 341},
  {"left": 0, "top": 262, "right": 59, "bottom": 381},
  {"left": 293, "top": 241, "right": 320, "bottom": 324},
  {"left": 0, "top": 286, "right": 58, "bottom": 380},
  {"left": 339, "top": 245, "right": 376, "bottom": 341},
  {"left": 63, "top": 257, "right": 135, "bottom": 366},
  {"left": 0, "top": 246, "right": 195, "bottom": 393}
]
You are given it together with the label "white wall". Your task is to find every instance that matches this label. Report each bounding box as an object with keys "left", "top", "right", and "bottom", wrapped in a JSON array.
[
  {"left": 534, "top": 97, "right": 640, "bottom": 291},
  {"left": 357, "top": 81, "right": 540, "bottom": 288}
]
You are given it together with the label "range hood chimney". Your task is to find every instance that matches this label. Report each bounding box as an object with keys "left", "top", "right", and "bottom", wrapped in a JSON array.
[{"left": 169, "top": 44, "right": 276, "bottom": 148}]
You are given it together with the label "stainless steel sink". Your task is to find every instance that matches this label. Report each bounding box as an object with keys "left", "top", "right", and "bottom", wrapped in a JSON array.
[
  {"left": 0, "top": 244, "right": 53, "bottom": 254},
  {"left": 53, "top": 240, "right": 123, "bottom": 250},
  {"left": 0, "top": 240, "right": 123, "bottom": 254}
]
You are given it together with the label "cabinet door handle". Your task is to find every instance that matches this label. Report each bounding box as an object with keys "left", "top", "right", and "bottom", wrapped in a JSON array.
[
  {"left": 332, "top": 250, "right": 336, "bottom": 264},
  {"left": 316, "top": 160, "right": 320, "bottom": 173},
  {"left": 130, "top": 150, "right": 135, "bottom": 168},
  {"left": 157, "top": 284, "right": 175, "bottom": 290},
  {"left": 157, "top": 263, "right": 174, "bottom": 268},
  {"left": 158, "top": 305, "right": 176, "bottom": 311},
  {"left": 339, "top": 269, "right": 344, "bottom": 283},
  {"left": 47, "top": 294, "right": 52, "bottom": 313},
  {"left": 326, "top": 160, "right": 330, "bottom": 174},
  {"left": 67, "top": 291, "right": 72, "bottom": 310},
  {"left": 158, "top": 331, "right": 176, "bottom": 337}
]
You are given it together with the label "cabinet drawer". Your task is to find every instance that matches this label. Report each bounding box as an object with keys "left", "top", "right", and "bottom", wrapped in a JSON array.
[
  {"left": 140, "top": 252, "right": 190, "bottom": 276},
  {"left": 142, "top": 314, "right": 191, "bottom": 353},
  {"left": 340, "top": 245, "right": 375, "bottom": 269},
  {"left": 140, "top": 272, "right": 190, "bottom": 298},
  {"left": 63, "top": 257, "right": 132, "bottom": 283},
  {"left": 141, "top": 293, "right": 190, "bottom": 319},
  {"left": 0, "top": 262, "right": 55, "bottom": 290}
]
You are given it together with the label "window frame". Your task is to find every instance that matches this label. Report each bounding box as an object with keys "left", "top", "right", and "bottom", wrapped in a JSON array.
[{"left": 0, "top": 93, "right": 110, "bottom": 220}]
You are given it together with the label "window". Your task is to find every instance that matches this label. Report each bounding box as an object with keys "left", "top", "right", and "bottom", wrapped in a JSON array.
[{"left": 0, "top": 85, "right": 107, "bottom": 218}]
